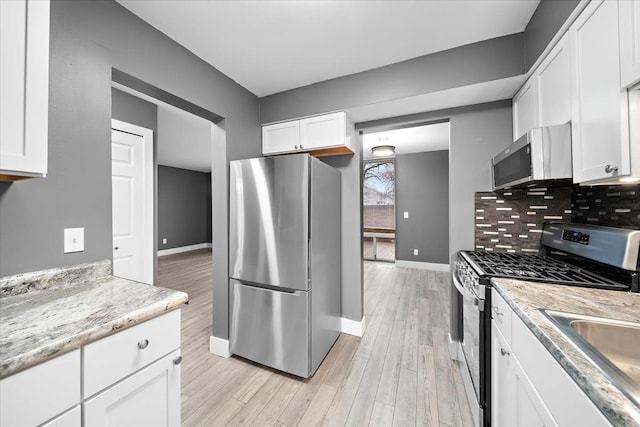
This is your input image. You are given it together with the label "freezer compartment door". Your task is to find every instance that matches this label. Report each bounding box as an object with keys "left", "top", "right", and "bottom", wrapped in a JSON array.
[
  {"left": 229, "top": 155, "right": 310, "bottom": 291},
  {"left": 229, "top": 279, "right": 311, "bottom": 377}
]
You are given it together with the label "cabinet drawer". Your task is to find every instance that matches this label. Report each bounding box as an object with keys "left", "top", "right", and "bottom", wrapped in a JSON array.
[
  {"left": 84, "top": 310, "right": 181, "bottom": 398},
  {"left": 0, "top": 349, "right": 80, "bottom": 427},
  {"left": 491, "top": 289, "right": 512, "bottom": 342}
]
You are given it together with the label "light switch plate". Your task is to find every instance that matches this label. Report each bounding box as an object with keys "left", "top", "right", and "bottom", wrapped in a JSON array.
[
  {"left": 413, "top": 249, "right": 419, "bottom": 256},
  {"left": 64, "top": 228, "right": 85, "bottom": 253},
  {"left": 404, "top": 211, "right": 409, "bottom": 219}
]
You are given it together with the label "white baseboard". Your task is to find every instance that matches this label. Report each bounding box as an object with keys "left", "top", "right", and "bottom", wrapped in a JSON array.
[
  {"left": 158, "top": 243, "right": 212, "bottom": 257},
  {"left": 209, "top": 336, "right": 230, "bottom": 358},
  {"left": 448, "top": 333, "right": 464, "bottom": 361},
  {"left": 340, "top": 316, "right": 366, "bottom": 337},
  {"left": 395, "top": 260, "right": 450, "bottom": 272}
]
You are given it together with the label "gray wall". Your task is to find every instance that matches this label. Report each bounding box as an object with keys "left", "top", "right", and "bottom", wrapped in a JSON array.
[
  {"left": 0, "top": 0, "right": 261, "bottom": 343},
  {"left": 260, "top": 34, "right": 524, "bottom": 123},
  {"left": 112, "top": 88, "right": 158, "bottom": 131},
  {"left": 158, "top": 165, "right": 211, "bottom": 249},
  {"left": 320, "top": 151, "right": 363, "bottom": 323},
  {"left": 524, "top": 0, "right": 580, "bottom": 71},
  {"left": 395, "top": 150, "right": 449, "bottom": 264}
]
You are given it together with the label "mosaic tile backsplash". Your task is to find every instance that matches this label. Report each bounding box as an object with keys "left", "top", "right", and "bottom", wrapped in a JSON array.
[
  {"left": 572, "top": 184, "right": 640, "bottom": 229},
  {"left": 475, "top": 187, "right": 572, "bottom": 254},
  {"left": 475, "top": 184, "right": 640, "bottom": 253}
]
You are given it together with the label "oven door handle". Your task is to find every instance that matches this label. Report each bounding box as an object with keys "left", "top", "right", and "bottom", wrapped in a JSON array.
[
  {"left": 453, "top": 273, "right": 484, "bottom": 312},
  {"left": 452, "top": 273, "right": 469, "bottom": 298}
]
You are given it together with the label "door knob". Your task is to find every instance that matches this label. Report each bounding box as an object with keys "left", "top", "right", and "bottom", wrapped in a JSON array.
[
  {"left": 138, "top": 339, "right": 149, "bottom": 349},
  {"left": 173, "top": 356, "right": 183, "bottom": 365}
]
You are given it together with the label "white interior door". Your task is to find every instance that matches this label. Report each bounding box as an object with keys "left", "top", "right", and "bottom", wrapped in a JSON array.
[{"left": 111, "top": 120, "right": 153, "bottom": 284}]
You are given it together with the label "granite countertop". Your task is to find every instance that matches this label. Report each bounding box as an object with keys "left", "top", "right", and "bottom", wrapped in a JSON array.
[
  {"left": 492, "top": 278, "right": 640, "bottom": 427},
  {"left": 0, "top": 261, "right": 188, "bottom": 379}
]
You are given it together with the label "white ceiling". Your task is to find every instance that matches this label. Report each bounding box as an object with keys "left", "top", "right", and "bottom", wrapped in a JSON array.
[
  {"left": 116, "top": 0, "right": 540, "bottom": 97},
  {"left": 363, "top": 122, "right": 450, "bottom": 160},
  {"left": 158, "top": 105, "right": 212, "bottom": 172}
]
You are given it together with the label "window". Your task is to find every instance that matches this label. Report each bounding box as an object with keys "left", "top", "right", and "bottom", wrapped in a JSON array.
[{"left": 363, "top": 160, "right": 395, "bottom": 261}]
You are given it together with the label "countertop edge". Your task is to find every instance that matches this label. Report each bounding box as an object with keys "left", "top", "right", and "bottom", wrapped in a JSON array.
[
  {"left": 0, "top": 290, "right": 188, "bottom": 380},
  {"left": 491, "top": 280, "right": 640, "bottom": 427}
]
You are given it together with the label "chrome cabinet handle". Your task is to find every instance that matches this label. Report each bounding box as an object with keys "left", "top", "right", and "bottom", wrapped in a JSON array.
[
  {"left": 500, "top": 348, "right": 510, "bottom": 356},
  {"left": 137, "top": 339, "right": 149, "bottom": 349},
  {"left": 173, "top": 356, "right": 183, "bottom": 365},
  {"left": 605, "top": 164, "right": 619, "bottom": 173},
  {"left": 493, "top": 306, "right": 504, "bottom": 318},
  {"left": 299, "top": 144, "right": 303, "bottom": 149},
  {"left": 294, "top": 145, "right": 299, "bottom": 149},
  {"left": 114, "top": 247, "right": 119, "bottom": 250}
]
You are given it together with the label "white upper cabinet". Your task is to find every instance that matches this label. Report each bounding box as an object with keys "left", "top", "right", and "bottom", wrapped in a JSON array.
[
  {"left": 535, "top": 33, "right": 571, "bottom": 128},
  {"left": 262, "top": 120, "right": 300, "bottom": 155},
  {"left": 512, "top": 33, "right": 572, "bottom": 141},
  {"left": 262, "top": 111, "right": 354, "bottom": 157},
  {"left": 570, "top": 0, "right": 630, "bottom": 183},
  {"left": 512, "top": 78, "right": 538, "bottom": 140},
  {"left": 619, "top": 0, "right": 640, "bottom": 88},
  {"left": 0, "top": 0, "right": 50, "bottom": 180}
]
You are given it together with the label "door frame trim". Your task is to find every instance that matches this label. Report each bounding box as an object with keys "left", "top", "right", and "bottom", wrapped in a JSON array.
[{"left": 111, "top": 119, "right": 154, "bottom": 285}]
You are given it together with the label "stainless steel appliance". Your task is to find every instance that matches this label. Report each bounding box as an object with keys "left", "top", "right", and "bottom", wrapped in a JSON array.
[
  {"left": 454, "top": 223, "right": 640, "bottom": 427},
  {"left": 228, "top": 154, "right": 341, "bottom": 378},
  {"left": 491, "top": 123, "right": 572, "bottom": 190}
]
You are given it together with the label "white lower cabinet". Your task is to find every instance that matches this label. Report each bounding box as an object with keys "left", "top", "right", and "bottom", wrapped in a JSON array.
[
  {"left": 84, "top": 350, "right": 181, "bottom": 427},
  {"left": 0, "top": 310, "right": 181, "bottom": 427},
  {"left": 491, "top": 290, "right": 611, "bottom": 427},
  {"left": 0, "top": 349, "right": 81, "bottom": 427},
  {"left": 492, "top": 322, "right": 556, "bottom": 427},
  {"left": 41, "top": 406, "right": 82, "bottom": 427}
]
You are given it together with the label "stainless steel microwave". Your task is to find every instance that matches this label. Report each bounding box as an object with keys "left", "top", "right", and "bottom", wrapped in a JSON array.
[{"left": 491, "top": 123, "right": 572, "bottom": 190}]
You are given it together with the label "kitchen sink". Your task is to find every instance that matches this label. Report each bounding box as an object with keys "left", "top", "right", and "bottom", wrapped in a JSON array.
[{"left": 539, "top": 309, "right": 640, "bottom": 407}]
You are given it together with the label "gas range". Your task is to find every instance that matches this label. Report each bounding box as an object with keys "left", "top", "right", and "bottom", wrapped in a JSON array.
[
  {"left": 459, "top": 250, "right": 635, "bottom": 292},
  {"left": 454, "top": 223, "right": 640, "bottom": 427},
  {"left": 457, "top": 223, "right": 640, "bottom": 295}
]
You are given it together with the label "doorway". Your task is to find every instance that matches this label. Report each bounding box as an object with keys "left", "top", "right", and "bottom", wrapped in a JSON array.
[{"left": 361, "top": 121, "right": 450, "bottom": 267}]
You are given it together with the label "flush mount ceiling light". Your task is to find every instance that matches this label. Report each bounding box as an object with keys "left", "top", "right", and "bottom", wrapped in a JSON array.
[{"left": 371, "top": 145, "right": 395, "bottom": 157}]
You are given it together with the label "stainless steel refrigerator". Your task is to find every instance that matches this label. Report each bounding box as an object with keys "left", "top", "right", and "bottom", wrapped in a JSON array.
[{"left": 228, "top": 154, "right": 341, "bottom": 378}]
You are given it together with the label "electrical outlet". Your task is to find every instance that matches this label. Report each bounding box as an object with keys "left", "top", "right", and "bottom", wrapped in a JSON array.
[
  {"left": 413, "top": 249, "right": 419, "bottom": 256},
  {"left": 162, "top": 238, "right": 167, "bottom": 244},
  {"left": 404, "top": 211, "right": 409, "bottom": 219},
  {"left": 64, "top": 228, "right": 85, "bottom": 253}
]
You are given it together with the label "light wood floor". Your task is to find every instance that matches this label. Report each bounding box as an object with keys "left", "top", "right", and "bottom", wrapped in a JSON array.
[{"left": 158, "top": 249, "right": 473, "bottom": 427}]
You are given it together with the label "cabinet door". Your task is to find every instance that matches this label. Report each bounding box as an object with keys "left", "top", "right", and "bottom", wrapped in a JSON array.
[
  {"left": 536, "top": 33, "right": 571, "bottom": 128},
  {"left": 491, "top": 322, "right": 512, "bottom": 427},
  {"left": 619, "top": 0, "right": 640, "bottom": 88},
  {"left": 84, "top": 350, "right": 181, "bottom": 427},
  {"left": 299, "top": 111, "right": 346, "bottom": 150},
  {"left": 513, "top": 78, "right": 538, "bottom": 140},
  {"left": 0, "top": 0, "right": 49, "bottom": 177},
  {"left": 570, "top": 0, "right": 630, "bottom": 183},
  {"left": 262, "top": 120, "right": 300, "bottom": 155},
  {"left": 0, "top": 349, "right": 80, "bottom": 427},
  {"left": 41, "top": 405, "right": 81, "bottom": 427},
  {"left": 512, "top": 357, "right": 558, "bottom": 427}
]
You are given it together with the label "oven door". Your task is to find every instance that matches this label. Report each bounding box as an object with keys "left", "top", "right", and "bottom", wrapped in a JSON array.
[{"left": 453, "top": 271, "right": 486, "bottom": 427}]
